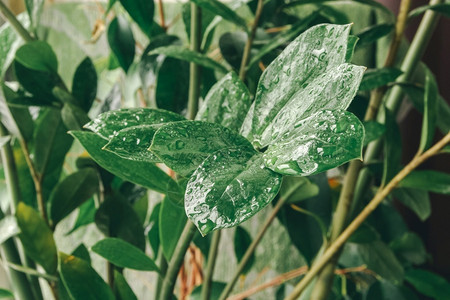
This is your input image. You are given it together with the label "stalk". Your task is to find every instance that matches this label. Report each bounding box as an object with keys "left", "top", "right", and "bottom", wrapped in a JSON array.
[
  {"left": 154, "top": 250, "right": 168, "bottom": 300},
  {"left": 0, "top": 0, "right": 34, "bottom": 42},
  {"left": 200, "top": 230, "right": 221, "bottom": 300},
  {"left": 158, "top": 0, "right": 166, "bottom": 32}
]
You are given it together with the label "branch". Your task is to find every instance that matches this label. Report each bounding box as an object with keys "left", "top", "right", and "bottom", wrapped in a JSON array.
[
  {"left": 0, "top": 0, "right": 34, "bottom": 42},
  {"left": 200, "top": 230, "right": 221, "bottom": 300}
]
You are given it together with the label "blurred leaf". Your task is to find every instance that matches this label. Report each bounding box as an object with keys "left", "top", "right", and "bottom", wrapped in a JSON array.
[
  {"left": 148, "top": 202, "right": 161, "bottom": 259},
  {"left": 92, "top": 238, "right": 159, "bottom": 272},
  {"left": 346, "top": 35, "right": 358, "bottom": 62},
  {"left": 71, "top": 131, "right": 174, "bottom": 194},
  {"left": 196, "top": 72, "right": 251, "bottom": 132},
  {"left": 49, "top": 168, "right": 98, "bottom": 226},
  {"left": 219, "top": 31, "right": 246, "bottom": 70},
  {"left": 382, "top": 108, "right": 401, "bottom": 186},
  {"left": 24, "top": 0, "right": 44, "bottom": 30},
  {"left": 356, "top": 23, "right": 394, "bottom": 47},
  {"left": 66, "top": 198, "right": 95, "bottom": 235},
  {"left": 189, "top": 282, "right": 226, "bottom": 300},
  {"left": 0, "top": 135, "right": 10, "bottom": 148},
  {"left": 365, "top": 280, "right": 419, "bottom": 300},
  {"left": 0, "top": 288, "right": 13, "bottom": 298},
  {"left": 132, "top": 193, "right": 148, "bottom": 225},
  {"left": 114, "top": 271, "right": 138, "bottom": 300},
  {"left": 279, "top": 176, "right": 319, "bottom": 204},
  {"left": 61, "top": 103, "right": 90, "bottom": 131},
  {"left": 72, "top": 57, "right": 97, "bottom": 112},
  {"left": 15, "top": 41, "right": 58, "bottom": 73},
  {"left": 4, "top": 262, "right": 57, "bottom": 281},
  {"left": 348, "top": 224, "right": 379, "bottom": 244},
  {"left": 0, "top": 14, "right": 28, "bottom": 76},
  {"left": 390, "top": 232, "right": 428, "bottom": 265},
  {"left": 442, "top": 145, "right": 450, "bottom": 153},
  {"left": 399, "top": 170, "right": 450, "bottom": 195},
  {"left": 6, "top": 96, "right": 55, "bottom": 108},
  {"left": 405, "top": 269, "right": 450, "bottom": 299},
  {"left": 234, "top": 226, "right": 254, "bottom": 274},
  {"left": 159, "top": 197, "right": 187, "bottom": 260},
  {"left": 369, "top": 202, "right": 408, "bottom": 243},
  {"left": 363, "top": 121, "right": 385, "bottom": 145},
  {"left": 418, "top": 69, "right": 438, "bottom": 153},
  {"left": 119, "top": 0, "right": 154, "bottom": 36},
  {"left": 359, "top": 68, "right": 402, "bottom": 91},
  {"left": 0, "top": 215, "right": 20, "bottom": 244},
  {"left": 72, "top": 244, "right": 91, "bottom": 265},
  {"left": 191, "top": 0, "right": 248, "bottom": 31},
  {"left": 59, "top": 252, "right": 114, "bottom": 300},
  {"left": 393, "top": 188, "right": 431, "bottom": 221},
  {"left": 108, "top": 16, "right": 135, "bottom": 72},
  {"left": 409, "top": 3, "right": 450, "bottom": 19},
  {"left": 16, "top": 202, "right": 57, "bottom": 274}
]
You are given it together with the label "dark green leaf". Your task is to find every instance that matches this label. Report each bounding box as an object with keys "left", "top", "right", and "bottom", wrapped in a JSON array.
[
  {"left": 66, "top": 198, "right": 96, "bottom": 234},
  {"left": 279, "top": 176, "right": 319, "bottom": 204},
  {"left": 92, "top": 238, "right": 159, "bottom": 272},
  {"left": 185, "top": 148, "right": 282, "bottom": 235},
  {"left": 72, "top": 244, "right": 91, "bottom": 264},
  {"left": 59, "top": 252, "right": 115, "bottom": 300},
  {"left": 359, "top": 68, "right": 402, "bottom": 91},
  {"left": 159, "top": 197, "right": 187, "bottom": 260},
  {"left": 405, "top": 269, "right": 450, "bottom": 299},
  {"left": 234, "top": 226, "right": 254, "bottom": 274},
  {"left": 0, "top": 215, "right": 20, "bottom": 244},
  {"left": 108, "top": 16, "right": 135, "bottom": 72},
  {"left": 348, "top": 224, "right": 379, "bottom": 244},
  {"left": 15, "top": 41, "right": 58, "bottom": 73},
  {"left": 363, "top": 121, "right": 385, "bottom": 145},
  {"left": 356, "top": 23, "right": 394, "bottom": 47},
  {"left": 382, "top": 108, "right": 401, "bottom": 186},
  {"left": 148, "top": 202, "right": 161, "bottom": 258},
  {"left": 114, "top": 271, "right": 138, "bottom": 300},
  {"left": 16, "top": 202, "right": 57, "bottom": 274},
  {"left": 191, "top": 0, "right": 247, "bottom": 31},
  {"left": 6, "top": 96, "right": 55, "bottom": 108},
  {"left": 409, "top": 3, "right": 450, "bottom": 19},
  {"left": 71, "top": 131, "right": 174, "bottom": 194},
  {"left": 252, "top": 24, "right": 365, "bottom": 147},
  {"left": 218, "top": 31, "right": 246, "bottom": 70},
  {"left": 119, "top": 0, "right": 154, "bottom": 36},
  {"left": 148, "top": 46, "right": 228, "bottom": 73},
  {"left": 49, "top": 168, "right": 98, "bottom": 226},
  {"left": 0, "top": 288, "right": 13, "bottom": 298},
  {"left": 196, "top": 72, "right": 251, "bottom": 132},
  {"left": 399, "top": 170, "right": 450, "bottom": 195},
  {"left": 365, "top": 280, "right": 419, "bottom": 300},
  {"left": 390, "top": 232, "right": 428, "bottom": 265},
  {"left": 263, "top": 110, "right": 364, "bottom": 176},
  {"left": 189, "top": 282, "right": 226, "bottom": 300},
  {"left": 151, "top": 121, "right": 254, "bottom": 177},
  {"left": 61, "top": 103, "right": 91, "bottom": 131},
  {"left": 393, "top": 188, "right": 431, "bottom": 221},
  {"left": 72, "top": 57, "right": 97, "bottom": 112},
  {"left": 419, "top": 69, "right": 438, "bottom": 152}
]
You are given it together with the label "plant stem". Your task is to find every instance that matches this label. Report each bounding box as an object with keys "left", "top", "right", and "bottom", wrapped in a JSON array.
[
  {"left": 286, "top": 132, "right": 450, "bottom": 300},
  {"left": 158, "top": 0, "right": 166, "bottom": 31},
  {"left": 154, "top": 249, "right": 168, "bottom": 300},
  {"left": 159, "top": 221, "right": 197, "bottom": 300},
  {"left": 187, "top": 3, "right": 202, "bottom": 120},
  {"left": 200, "top": 230, "right": 221, "bottom": 300},
  {"left": 0, "top": 0, "right": 33, "bottom": 42},
  {"left": 239, "top": 0, "right": 263, "bottom": 81}
]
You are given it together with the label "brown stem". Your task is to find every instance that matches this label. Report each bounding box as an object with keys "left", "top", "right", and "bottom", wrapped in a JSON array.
[{"left": 158, "top": 0, "right": 166, "bottom": 32}]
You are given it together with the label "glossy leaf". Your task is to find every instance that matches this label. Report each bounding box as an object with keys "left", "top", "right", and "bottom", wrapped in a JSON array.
[
  {"left": 72, "top": 57, "right": 97, "bottom": 112},
  {"left": 15, "top": 41, "right": 58, "bottom": 73},
  {"left": 0, "top": 288, "right": 13, "bottom": 298},
  {"left": 263, "top": 110, "right": 364, "bottom": 176},
  {"left": 279, "top": 176, "right": 319, "bottom": 204},
  {"left": 114, "top": 271, "right": 138, "bottom": 300},
  {"left": 405, "top": 269, "right": 450, "bottom": 299},
  {"left": 185, "top": 148, "right": 282, "bottom": 235},
  {"left": 419, "top": 69, "right": 438, "bottom": 152},
  {"left": 0, "top": 215, "right": 20, "bottom": 244},
  {"left": 159, "top": 197, "right": 187, "bottom": 260},
  {"left": 71, "top": 131, "right": 174, "bottom": 194},
  {"left": 234, "top": 226, "right": 254, "bottom": 274},
  {"left": 363, "top": 121, "right": 385, "bottom": 145},
  {"left": 59, "top": 252, "right": 114, "bottom": 300},
  {"left": 49, "top": 168, "right": 98, "bottom": 226},
  {"left": 399, "top": 170, "right": 450, "bottom": 195},
  {"left": 108, "top": 16, "right": 135, "bottom": 72},
  {"left": 92, "top": 238, "right": 159, "bottom": 272},
  {"left": 151, "top": 121, "right": 254, "bottom": 177},
  {"left": 365, "top": 280, "right": 419, "bottom": 300},
  {"left": 252, "top": 24, "right": 365, "bottom": 147},
  {"left": 240, "top": 101, "right": 255, "bottom": 140},
  {"left": 359, "top": 68, "right": 402, "bottom": 91},
  {"left": 16, "top": 202, "right": 57, "bottom": 274},
  {"left": 148, "top": 46, "right": 228, "bottom": 73},
  {"left": 356, "top": 23, "right": 394, "bottom": 47},
  {"left": 72, "top": 244, "right": 91, "bottom": 264},
  {"left": 390, "top": 232, "right": 427, "bottom": 265},
  {"left": 393, "top": 188, "right": 431, "bottom": 221},
  {"left": 119, "top": 0, "right": 154, "bottom": 36},
  {"left": 196, "top": 72, "right": 251, "bottom": 132},
  {"left": 191, "top": 0, "right": 247, "bottom": 31},
  {"left": 409, "top": 3, "right": 450, "bottom": 19}
]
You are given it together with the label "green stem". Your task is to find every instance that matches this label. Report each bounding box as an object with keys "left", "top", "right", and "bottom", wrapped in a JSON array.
[
  {"left": 187, "top": 3, "right": 202, "bottom": 120},
  {"left": 201, "top": 230, "right": 221, "bottom": 300},
  {"left": 0, "top": 0, "right": 34, "bottom": 42},
  {"left": 239, "top": 0, "right": 264, "bottom": 81},
  {"left": 159, "top": 221, "right": 197, "bottom": 300},
  {"left": 154, "top": 249, "right": 168, "bottom": 300}
]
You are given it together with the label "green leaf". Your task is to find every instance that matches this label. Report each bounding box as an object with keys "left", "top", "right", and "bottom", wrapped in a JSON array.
[
  {"left": 66, "top": 198, "right": 96, "bottom": 234},
  {"left": 189, "top": 282, "right": 226, "bottom": 300},
  {"left": 15, "top": 41, "right": 58, "bottom": 73},
  {"left": 405, "top": 269, "right": 450, "bottom": 299},
  {"left": 16, "top": 202, "right": 57, "bottom": 274},
  {"left": 252, "top": 24, "right": 365, "bottom": 147},
  {"left": 0, "top": 135, "right": 10, "bottom": 148},
  {"left": 0, "top": 288, "right": 13, "bottom": 298},
  {"left": 409, "top": 3, "right": 450, "bottom": 19},
  {"left": 196, "top": 72, "right": 251, "bottom": 132},
  {"left": 148, "top": 46, "right": 228, "bottom": 73},
  {"left": 61, "top": 103, "right": 91, "bottom": 131},
  {"left": 218, "top": 31, "right": 246, "bottom": 70},
  {"left": 159, "top": 197, "right": 187, "bottom": 260},
  {"left": 263, "top": 110, "right": 364, "bottom": 176},
  {"left": 92, "top": 238, "right": 159, "bottom": 272},
  {"left": 119, "top": 0, "right": 154, "bottom": 36},
  {"left": 234, "top": 226, "right": 254, "bottom": 274},
  {"left": 399, "top": 170, "right": 450, "bottom": 195},
  {"left": 0, "top": 215, "right": 20, "bottom": 244},
  {"left": 71, "top": 131, "right": 174, "bottom": 194},
  {"left": 382, "top": 108, "right": 401, "bottom": 186},
  {"left": 24, "top": 0, "right": 44, "bottom": 30},
  {"left": 151, "top": 121, "right": 254, "bottom": 177},
  {"left": 59, "top": 252, "right": 114, "bottom": 300},
  {"left": 365, "top": 280, "right": 419, "bottom": 300},
  {"left": 185, "top": 148, "right": 282, "bottom": 235},
  {"left": 191, "top": 0, "right": 247, "bottom": 31},
  {"left": 72, "top": 57, "right": 97, "bottom": 112},
  {"left": 418, "top": 69, "right": 438, "bottom": 152},
  {"left": 356, "top": 23, "right": 394, "bottom": 47},
  {"left": 390, "top": 232, "right": 428, "bottom": 265},
  {"left": 114, "top": 271, "right": 138, "bottom": 300},
  {"left": 49, "top": 168, "right": 98, "bottom": 226},
  {"left": 108, "top": 16, "right": 135, "bottom": 72},
  {"left": 348, "top": 224, "right": 379, "bottom": 244},
  {"left": 393, "top": 188, "right": 431, "bottom": 221},
  {"left": 442, "top": 145, "right": 450, "bottom": 154},
  {"left": 346, "top": 35, "right": 359, "bottom": 62},
  {"left": 359, "top": 68, "right": 402, "bottom": 91},
  {"left": 72, "top": 244, "right": 91, "bottom": 264},
  {"left": 363, "top": 121, "right": 385, "bottom": 145},
  {"left": 279, "top": 176, "right": 319, "bottom": 204},
  {"left": 148, "top": 203, "right": 161, "bottom": 258}
]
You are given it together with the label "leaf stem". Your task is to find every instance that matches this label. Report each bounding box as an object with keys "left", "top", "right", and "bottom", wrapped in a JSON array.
[
  {"left": 200, "top": 230, "right": 221, "bottom": 300},
  {"left": 286, "top": 132, "right": 450, "bottom": 300},
  {"left": 159, "top": 221, "right": 197, "bottom": 300},
  {"left": 187, "top": 3, "right": 202, "bottom": 120},
  {"left": 0, "top": 0, "right": 34, "bottom": 42},
  {"left": 158, "top": 0, "right": 166, "bottom": 32},
  {"left": 239, "top": 0, "right": 264, "bottom": 81}
]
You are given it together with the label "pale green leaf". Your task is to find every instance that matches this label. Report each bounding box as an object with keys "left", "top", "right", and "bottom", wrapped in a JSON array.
[{"left": 0, "top": 215, "right": 20, "bottom": 244}]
